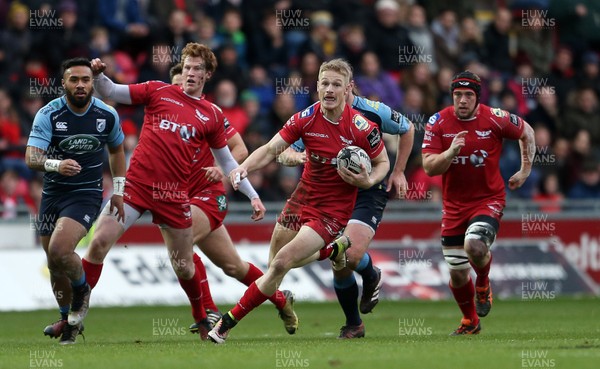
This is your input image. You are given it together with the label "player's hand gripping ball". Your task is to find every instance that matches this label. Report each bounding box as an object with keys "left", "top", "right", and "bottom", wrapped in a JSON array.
[{"left": 336, "top": 145, "right": 372, "bottom": 174}]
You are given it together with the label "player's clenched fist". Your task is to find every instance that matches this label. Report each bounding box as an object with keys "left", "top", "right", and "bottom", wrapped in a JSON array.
[{"left": 446, "top": 130, "right": 468, "bottom": 159}]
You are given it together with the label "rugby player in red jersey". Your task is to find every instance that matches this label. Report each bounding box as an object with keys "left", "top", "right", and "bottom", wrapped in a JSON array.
[
  {"left": 78, "top": 43, "right": 265, "bottom": 340},
  {"left": 167, "top": 64, "right": 298, "bottom": 336},
  {"left": 208, "top": 58, "right": 390, "bottom": 344},
  {"left": 422, "top": 71, "right": 535, "bottom": 335}
]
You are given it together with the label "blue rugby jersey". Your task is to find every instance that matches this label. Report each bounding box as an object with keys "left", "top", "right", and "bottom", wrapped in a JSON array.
[
  {"left": 27, "top": 96, "right": 124, "bottom": 195},
  {"left": 290, "top": 95, "right": 411, "bottom": 152}
]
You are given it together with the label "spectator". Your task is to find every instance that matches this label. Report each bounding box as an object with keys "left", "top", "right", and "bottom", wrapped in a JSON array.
[
  {"left": 216, "top": 8, "right": 248, "bottom": 68},
  {"left": 247, "top": 65, "right": 275, "bottom": 117},
  {"left": 577, "top": 51, "right": 600, "bottom": 96},
  {"left": 89, "top": 27, "right": 112, "bottom": 59},
  {"left": 206, "top": 42, "right": 248, "bottom": 95},
  {"left": 533, "top": 171, "right": 564, "bottom": 213},
  {"left": 561, "top": 129, "right": 594, "bottom": 193},
  {"left": 163, "top": 9, "right": 195, "bottom": 54},
  {"left": 194, "top": 16, "right": 221, "bottom": 50},
  {"left": 401, "top": 63, "right": 438, "bottom": 116},
  {"left": 568, "top": 160, "right": 600, "bottom": 199},
  {"left": 337, "top": 24, "right": 368, "bottom": 69},
  {"left": 299, "top": 10, "right": 338, "bottom": 62},
  {"left": 355, "top": 51, "right": 403, "bottom": 110},
  {"left": 435, "top": 67, "right": 454, "bottom": 108},
  {"left": 366, "top": 0, "right": 414, "bottom": 72},
  {"left": 214, "top": 79, "right": 250, "bottom": 135},
  {"left": 526, "top": 86, "right": 562, "bottom": 136},
  {"left": 406, "top": 4, "right": 438, "bottom": 73},
  {"left": 0, "top": 88, "right": 31, "bottom": 180},
  {"left": 546, "top": 46, "right": 578, "bottom": 107},
  {"left": 248, "top": 10, "right": 290, "bottom": 79},
  {"left": 482, "top": 8, "right": 515, "bottom": 75},
  {"left": 431, "top": 9, "right": 461, "bottom": 71},
  {"left": 516, "top": 10, "right": 554, "bottom": 75},
  {"left": 561, "top": 87, "right": 600, "bottom": 145},
  {"left": 98, "top": 0, "right": 151, "bottom": 58},
  {"left": 459, "top": 16, "right": 484, "bottom": 63}
]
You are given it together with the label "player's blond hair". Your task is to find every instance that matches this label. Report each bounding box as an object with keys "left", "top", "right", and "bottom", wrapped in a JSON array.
[
  {"left": 318, "top": 58, "right": 353, "bottom": 85},
  {"left": 181, "top": 43, "right": 218, "bottom": 73}
]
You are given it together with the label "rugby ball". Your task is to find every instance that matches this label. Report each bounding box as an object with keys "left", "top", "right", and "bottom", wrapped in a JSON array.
[{"left": 336, "top": 146, "right": 372, "bottom": 174}]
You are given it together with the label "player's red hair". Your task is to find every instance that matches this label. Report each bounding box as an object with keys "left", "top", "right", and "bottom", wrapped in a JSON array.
[{"left": 181, "top": 43, "right": 218, "bottom": 73}]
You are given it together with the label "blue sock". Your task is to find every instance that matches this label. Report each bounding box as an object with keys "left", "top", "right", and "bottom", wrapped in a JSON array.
[
  {"left": 59, "top": 305, "right": 69, "bottom": 321},
  {"left": 355, "top": 253, "right": 377, "bottom": 283},
  {"left": 71, "top": 272, "right": 86, "bottom": 288},
  {"left": 334, "top": 274, "right": 361, "bottom": 326}
]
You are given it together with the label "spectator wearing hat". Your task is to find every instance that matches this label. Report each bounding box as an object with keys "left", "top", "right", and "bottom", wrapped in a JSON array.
[
  {"left": 298, "top": 10, "right": 338, "bottom": 62},
  {"left": 366, "top": 0, "right": 414, "bottom": 72}
]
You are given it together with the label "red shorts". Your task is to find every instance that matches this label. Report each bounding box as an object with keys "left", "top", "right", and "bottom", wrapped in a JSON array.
[
  {"left": 277, "top": 197, "right": 345, "bottom": 244},
  {"left": 189, "top": 188, "right": 228, "bottom": 231},
  {"left": 441, "top": 199, "right": 504, "bottom": 238},
  {"left": 123, "top": 179, "right": 192, "bottom": 229}
]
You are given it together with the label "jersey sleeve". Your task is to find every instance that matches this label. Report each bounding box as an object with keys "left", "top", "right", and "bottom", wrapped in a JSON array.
[
  {"left": 353, "top": 96, "right": 410, "bottom": 136},
  {"left": 358, "top": 122, "right": 385, "bottom": 159},
  {"left": 278, "top": 112, "right": 303, "bottom": 145},
  {"left": 224, "top": 116, "right": 237, "bottom": 140},
  {"left": 497, "top": 110, "right": 525, "bottom": 140},
  {"left": 207, "top": 106, "right": 228, "bottom": 149},
  {"left": 27, "top": 109, "right": 52, "bottom": 150},
  {"left": 421, "top": 112, "right": 443, "bottom": 154},
  {"left": 106, "top": 107, "right": 124, "bottom": 147},
  {"left": 128, "top": 81, "right": 165, "bottom": 105}
]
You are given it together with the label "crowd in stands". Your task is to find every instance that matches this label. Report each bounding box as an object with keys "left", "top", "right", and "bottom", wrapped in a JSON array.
[{"left": 1, "top": 0, "right": 600, "bottom": 219}]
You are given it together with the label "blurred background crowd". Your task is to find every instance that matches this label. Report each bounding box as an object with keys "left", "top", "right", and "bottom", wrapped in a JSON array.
[{"left": 1, "top": 0, "right": 600, "bottom": 220}]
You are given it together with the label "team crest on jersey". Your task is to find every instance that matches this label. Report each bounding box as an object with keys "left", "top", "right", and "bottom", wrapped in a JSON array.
[
  {"left": 195, "top": 109, "right": 209, "bottom": 122},
  {"left": 339, "top": 135, "right": 353, "bottom": 145},
  {"left": 475, "top": 130, "right": 491, "bottom": 139},
  {"left": 300, "top": 105, "right": 314, "bottom": 118},
  {"left": 353, "top": 115, "right": 369, "bottom": 131},
  {"left": 96, "top": 118, "right": 106, "bottom": 133},
  {"left": 490, "top": 108, "right": 508, "bottom": 118},
  {"left": 428, "top": 113, "right": 440, "bottom": 125}
]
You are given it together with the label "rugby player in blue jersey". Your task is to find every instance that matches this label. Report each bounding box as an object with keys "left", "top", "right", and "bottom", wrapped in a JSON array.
[
  {"left": 278, "top": 81, "right": 414, "bottom": 338},
  {"left": 26, "top": 58, "right": 126, "bottom": 344}
]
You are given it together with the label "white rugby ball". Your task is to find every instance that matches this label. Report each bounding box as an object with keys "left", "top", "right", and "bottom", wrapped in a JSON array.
[{"left": 336, "top": 145, "right": 372, "bottom": 174}]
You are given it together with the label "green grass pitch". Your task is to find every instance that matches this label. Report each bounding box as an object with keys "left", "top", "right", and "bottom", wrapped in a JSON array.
[{"left": 1, "top": 298, "right": 598, "bottom": 369}]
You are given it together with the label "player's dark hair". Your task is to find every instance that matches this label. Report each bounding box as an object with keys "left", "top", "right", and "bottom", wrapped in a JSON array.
[
  {"left": 61, "top": 57, "right": 92, "bottom": 77},
  {"left": 450, "top": 70, "right": 481, "bottom": 102},
  {"left": 169, "top": 63, "right": 183, "bottom": 81}
]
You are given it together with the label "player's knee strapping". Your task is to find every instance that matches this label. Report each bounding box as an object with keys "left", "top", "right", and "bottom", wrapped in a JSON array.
[
  {"left": 464, "top": 221, "right": 496, "bottom": 249},
  {"left": 442, "top": 248, "right": 470, "bottom": 270}
]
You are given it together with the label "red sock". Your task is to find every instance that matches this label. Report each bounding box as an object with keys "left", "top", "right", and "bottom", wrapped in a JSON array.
[
  {"left": 470, "top": 254, "right": 492, "bottom": 288},
  {"left": 178, "top": 270, "right": 206, "bottom": 323},
  {"left": 82, "top": 258, "right": 103, "bottom": 289},
  {"left": 230, "top": 282, "right": 269, "bottom": 321},
  {"left": 449, "top": 277, "right": 478, "bottom": 323},
  {"left": 318, "top": 243, "right": 334, "bottom": 261},
  {"left": 241, "top": 263, "right": 286, "bottom": 310},
  {"left": 193, "top": 253, "right": 219, "bottom": 312}
]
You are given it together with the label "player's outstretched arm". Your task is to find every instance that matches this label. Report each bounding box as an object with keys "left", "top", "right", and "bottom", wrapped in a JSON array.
[
  {"left": 423, "top": 130, "right": 468, "bottom": 176},
  {"left": 90, "top": 58, "right": 133, "bottom": 104},
  {"left": 508, "top": 122, "right": 535, "bottom": 190},
  {"left": 338, "top": 146, "right": 390, "bottom": 189},
  {"left": 107, "top": 143, "right": 126, "bottom": 222},
  {"left": 229, "top": 133, "right": 290, "bottom": 187},
  {"left": 387, "top": 121, "right": 414, "bottom": 198}
]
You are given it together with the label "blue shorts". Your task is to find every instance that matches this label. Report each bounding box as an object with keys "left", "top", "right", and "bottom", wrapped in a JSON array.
[
  {"left": 37, "top": 191, "right": 103, "bottom": 236},
  {"left": 349, "top": 182, "right": 388, "bottom": 232}
]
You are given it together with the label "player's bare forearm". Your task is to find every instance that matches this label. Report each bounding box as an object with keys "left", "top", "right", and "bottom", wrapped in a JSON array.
[
  {"left": 422, "top": 152, "right": 453, "bottom": 176},
  {"left": 423, "top": 130, "right": 467, "bottom": 176},
  {"left": 25, "top": 146, "right": 48, "bottom": 171},
  {"left": 242, "top": 134, "right": 289, "bottom": 173},
  {"left": 368, "top": 148, "right": 390, "bottom": 187},
  {"left": 392, "top": 123, "right": 414, "bottom": 175},
  {"left": 108, "top": 144, "right": 126, "bottom": 178},
  {"left": 227, "top": 132, "right": 248, "bottom": 163},
  {"left": 519, "top": 122, "right": 535, "bottom": 175}
]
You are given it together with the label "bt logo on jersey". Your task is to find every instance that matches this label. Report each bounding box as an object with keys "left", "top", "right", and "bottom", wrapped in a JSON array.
[{"left": 158, "top": 119, "right": 197, "bottom": 142}]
